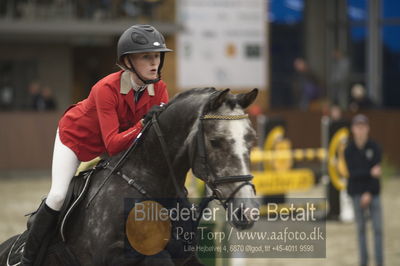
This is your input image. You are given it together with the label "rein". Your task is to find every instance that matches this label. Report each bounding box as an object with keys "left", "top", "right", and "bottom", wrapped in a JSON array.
[
  {"left": 151, "top": 115, "right": 187, "bottom": 199},
  {"left": 86, "top": 121, "right": 153, "bottom": 208},
  {"left": 86, "top": 109, "right": 255, "bottom": 213}
]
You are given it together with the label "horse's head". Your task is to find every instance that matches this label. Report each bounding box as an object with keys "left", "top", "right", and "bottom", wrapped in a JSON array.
[{"left": 189, "top": 88, "right": 259, "bottom": 230}]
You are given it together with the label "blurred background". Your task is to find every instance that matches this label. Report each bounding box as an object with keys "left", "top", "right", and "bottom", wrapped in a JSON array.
[{"left": 0, "top": 0, "right": 399, "bottom": 265}]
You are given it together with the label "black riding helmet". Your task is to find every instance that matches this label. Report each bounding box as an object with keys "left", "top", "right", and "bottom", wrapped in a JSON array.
[{"left": 117, "top": 24, "right": 172, "bottom": 84}]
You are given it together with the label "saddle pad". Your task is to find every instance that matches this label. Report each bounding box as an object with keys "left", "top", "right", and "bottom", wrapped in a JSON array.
[
  {"left": 7, "top": 231, "right": 28, "bottom": 266},
  {"left": 25, "top": 170, "right": 93, "bottom": 242},
  {"left": 59, "top": 169, "right": 94, "bottom": 242}
]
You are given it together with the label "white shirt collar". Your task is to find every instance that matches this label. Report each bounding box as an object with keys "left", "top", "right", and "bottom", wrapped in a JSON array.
[{"left": 120, "top": 71, "right": 155, "bottom": 96}]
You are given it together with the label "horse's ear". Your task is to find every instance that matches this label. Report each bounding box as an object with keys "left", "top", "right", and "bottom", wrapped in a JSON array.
[
  {"left": 237, "top": 88, "right": 258, "bottom": 109},
  {"left": 209, "top": 88, "right": 230, "bottom": 110}
]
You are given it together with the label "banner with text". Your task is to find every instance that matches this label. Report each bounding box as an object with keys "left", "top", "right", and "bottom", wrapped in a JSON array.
[{"left": 177, "top": 0, "right": 268, "bottom": 89}]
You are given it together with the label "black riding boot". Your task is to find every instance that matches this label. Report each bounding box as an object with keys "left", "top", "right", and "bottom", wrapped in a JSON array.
[{"left": 21, "top": 202, "right": 59, "bottom": 266}]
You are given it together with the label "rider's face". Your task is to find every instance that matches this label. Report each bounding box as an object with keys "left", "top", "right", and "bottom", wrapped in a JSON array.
[{"left": 126, "top": 52, "right": 161, "bottom": 81}]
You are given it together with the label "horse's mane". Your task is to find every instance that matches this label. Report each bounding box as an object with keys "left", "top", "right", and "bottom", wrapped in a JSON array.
[
  {"left": 163, "top": 87, "right": 216, "bottom": 109},
  {"left": 165, "top": 87, "right": 247, "bottom": 116}
]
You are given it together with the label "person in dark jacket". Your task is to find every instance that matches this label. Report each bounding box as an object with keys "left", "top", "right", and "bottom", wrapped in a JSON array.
[{"left": 345, "top": 114, "right": 383, "bottom": 266}]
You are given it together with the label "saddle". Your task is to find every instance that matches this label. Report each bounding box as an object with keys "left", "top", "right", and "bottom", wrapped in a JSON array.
[{"left": 7, "top": 159, "right": 107, "bottom": 266}]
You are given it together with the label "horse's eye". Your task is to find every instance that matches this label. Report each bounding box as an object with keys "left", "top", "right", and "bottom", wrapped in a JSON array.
[{"left": 209, "top": 139, "right": 222, "bottom": 148}]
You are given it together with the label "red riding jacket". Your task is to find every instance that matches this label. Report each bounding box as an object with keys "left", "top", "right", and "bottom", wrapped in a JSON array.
[{"left": 58, "top": 70, "right": 168, "bottom": 161}]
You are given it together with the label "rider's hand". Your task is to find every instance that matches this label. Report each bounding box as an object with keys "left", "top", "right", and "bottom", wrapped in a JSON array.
[
  {"left": 142, "top": 104, "right": 165, "bottom": 125},
  {"left": 360, "top": 192, "right": 372, "bottom": 209},
  {"left": 370, "top": 164, "right": 382, "bottom": 178}
]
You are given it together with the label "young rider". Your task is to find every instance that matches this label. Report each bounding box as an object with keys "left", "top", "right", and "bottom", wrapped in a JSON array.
[{"left": 21, "top": 24, "right": 172, "bottom": 265}]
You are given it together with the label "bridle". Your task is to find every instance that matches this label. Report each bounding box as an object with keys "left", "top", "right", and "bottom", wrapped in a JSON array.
[
  {"left": 83, "top": 98, "right": 256, "bottom": 264},
  {"left": 191, "top": 113, "right": 255, "bottom": 208},
  {"left": 152, "top": 112, "right": 255, "bottom": 209},
  {"left": 87, "top": 107, "right": 256, "bottom": 211}
]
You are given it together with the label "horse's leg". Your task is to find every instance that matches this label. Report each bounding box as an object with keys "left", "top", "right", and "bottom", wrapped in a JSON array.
[
  {"left": 108, "top": 252, "right": 175, "bottom": 266},
  {"left": 101, "top": 249, "right": 175, "bottom": 266},
  {"left": 181, "top": 254, "right": 205, "bottom": 266},
  {"left": 91, "top": 241, "right": 174, "bottom": 266},
  {"left": 90, "top": 241, "right": 126, "bottom": 266},
  {"left": 170, "top": 254, "right": 205, "bottom": 266},
  {"left": 139, "top": 251, "right": 175, "bottom": 266}
]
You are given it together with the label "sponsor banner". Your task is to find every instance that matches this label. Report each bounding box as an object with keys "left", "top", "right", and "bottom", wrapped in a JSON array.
[{"left": 177, "top": 0, "right": 268, "bottom": 89}]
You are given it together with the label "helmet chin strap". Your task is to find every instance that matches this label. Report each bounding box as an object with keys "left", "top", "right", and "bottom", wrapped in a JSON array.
[{"left": 127, "top": 57, "right": 160, "bottom": 85}]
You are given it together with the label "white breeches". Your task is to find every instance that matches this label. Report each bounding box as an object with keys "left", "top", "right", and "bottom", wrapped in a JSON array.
[{"left": 45, "top": 129, "right": 80, "bottom": 211}]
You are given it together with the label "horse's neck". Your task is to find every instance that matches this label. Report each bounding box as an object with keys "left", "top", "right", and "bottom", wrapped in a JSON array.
[{"left": 122, "top": 107, "right": 199, "bottom": 197}]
